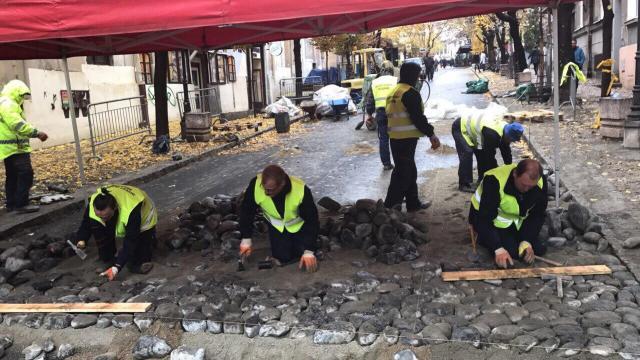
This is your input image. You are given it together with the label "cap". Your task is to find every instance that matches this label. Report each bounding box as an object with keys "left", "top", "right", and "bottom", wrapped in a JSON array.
[{"left": 504, "top": 122, "right": 524, "bottom": 141}]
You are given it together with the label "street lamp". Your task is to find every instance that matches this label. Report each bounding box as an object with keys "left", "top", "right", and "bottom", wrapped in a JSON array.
[{"left": 625, "top": 0, "right": 640, "bottom": 148}]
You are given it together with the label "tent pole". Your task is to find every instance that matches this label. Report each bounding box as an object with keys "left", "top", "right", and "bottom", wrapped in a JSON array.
[
  {"left": 61, "top": 56, "right": 87, "bottom": 188},
  {"left": 551, "top": 4, "right": 561, "bottom": 207}
]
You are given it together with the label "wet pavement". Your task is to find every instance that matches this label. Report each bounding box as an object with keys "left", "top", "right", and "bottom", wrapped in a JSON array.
[{"left": 16, "top": 67, "right": 488, "bottom": 239}]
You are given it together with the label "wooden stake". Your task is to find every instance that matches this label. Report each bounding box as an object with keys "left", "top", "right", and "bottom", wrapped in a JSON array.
[
  {"left": 535, "top": 255, "right": 563, "bottom": 267},
  {"left": 469, "top": 225, "right": 477, "bottom": 255}
]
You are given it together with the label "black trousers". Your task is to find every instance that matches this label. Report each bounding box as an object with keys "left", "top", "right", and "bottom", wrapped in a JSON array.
[
  {"left": 477, "top": 224, "right": 547, "bottom": 260},
  {"left": 267, "top": 222, "right": 315, "bottom": 263},
  {"left": 473, "top": 148, "right": 499, "bottom": 182},
  {"left": 452, "top": 119, "right": 474, "bottom": 187},
  {"left": 384, "top": 138, "right": 420, "bottom": 211},
  {"left": 89, "top": 217, "right": 154, "bottom": 269},
  {"left": 4, "top": 153, "right": 34, "bottom": 209}
]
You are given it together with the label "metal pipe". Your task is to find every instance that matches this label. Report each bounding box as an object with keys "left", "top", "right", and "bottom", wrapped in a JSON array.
[
  {"left": 552, "top": 4, "right": 561, "bottom": 207},
  {"left": 61, "top": 56, "right": 87, "bottom": 187}
]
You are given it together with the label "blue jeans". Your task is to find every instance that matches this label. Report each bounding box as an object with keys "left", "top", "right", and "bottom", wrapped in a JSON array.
[{"left": 375, "top": 109, "right": 391, "bottom": 166}]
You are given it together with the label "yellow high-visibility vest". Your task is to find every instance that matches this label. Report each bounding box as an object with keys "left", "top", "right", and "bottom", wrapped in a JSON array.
[
  {"left": 386, "top": 83, "right": 424, "bottom": 139},
  {"left": 254, "top": 174, "right": 305, "bottom": 233},
  {"left": 460, "top": 113, "right": 506, "bottom": 149},
  {"left": 371, "top": 75, "right": 398, "bottom": 109},
  {"left": 89, "top": 185, "right": 157, "bottom": 237},
  {"left": 471, "top": 164, "right": 543, "bottom": 230}
]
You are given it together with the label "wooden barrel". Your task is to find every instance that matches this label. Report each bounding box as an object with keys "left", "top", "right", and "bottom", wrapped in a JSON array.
[
  {"left": 599, "top": 97, "right": 632, "bottom": 140},
  {"left": 185, "top": 112, "right": 212, "bottom": 142}
]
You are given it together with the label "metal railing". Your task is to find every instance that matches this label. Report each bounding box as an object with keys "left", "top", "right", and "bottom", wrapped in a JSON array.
[
  {"left": 176, "top": 87, "right": 222, "bottom": 120},
  {"left": 87, "top": 96, "right": 152, "bottom": 159},
  {"left": 278, "top": 76, "right": 325, "bottom": 101}
]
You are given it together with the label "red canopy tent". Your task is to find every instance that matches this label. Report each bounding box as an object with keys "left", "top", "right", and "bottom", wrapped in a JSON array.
[
  {"left": 2, "top": 0, "right": 561, "bottom": 59},
  {"left": 0, "top": 0, "right": 571, "bottom": 204}
]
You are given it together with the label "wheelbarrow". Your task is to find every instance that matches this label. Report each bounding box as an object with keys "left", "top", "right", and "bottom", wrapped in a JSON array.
[{"left": 328, "top": 98, "right": 349, "bottom": 121}]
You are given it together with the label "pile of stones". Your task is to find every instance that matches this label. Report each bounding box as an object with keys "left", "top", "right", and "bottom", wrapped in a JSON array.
[
  {"left": 541, "top": 202, "right": 609, "bottom": 253},
  {"left": 168, "top": 195, "right": 429, "bottom": 265},
  {"left": 0, "top": 234, "right": 75, "bottom": 287},
  {"left": 21, "top": 338, "right": 74, "bottom": 360},
  {"left": 167, "top": 194, "right": 268, "bottom": 261},
  {"left": 317, "top": 198, "right": 429, "bottom": 265}
]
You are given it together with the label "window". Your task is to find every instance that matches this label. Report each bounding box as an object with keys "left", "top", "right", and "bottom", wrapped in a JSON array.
[
  {"left": 168, "top": 51, "right": 189, "bottom": 83},
  {"left": 210, "top": 54, "right": 227, "bottom": 84},
  {"left": 593, "top": 0, "right": 603, "bottom": 21},
  {"left": 628, "top": 0, "right": 638, "bottom": 20},
  {"left": 574, "top": 1, "right": 584, "bottom": 30},
  {"left": 227, "top": 56, "right": 237, "bottom": 82},
  {"left": 138, "top": 53, "right": 153, "bottom": 84},
  {"left": 86, "top": 55, "right": 113, "bottom": 66}
]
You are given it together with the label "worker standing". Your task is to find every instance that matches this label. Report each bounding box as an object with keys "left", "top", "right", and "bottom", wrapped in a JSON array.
[
  {"left": 0, "top": 80, "right": 48, "bottom": 213},
  {"left": 384, "top": 62, "right": 440, "bottom": 212},
  {"left": 365, "top": 61, "right": 397, "bottom": 170},
  {"left": 452, "top": 113, "right": 524, "bottom": 193},
  {"left": 75, "top": 184, "right": 157, "bottom": 280},
  {"left": 239, "top": 165, "right": 319, "bottom": 272},
  {"left": 469, "top": 160, "right": 548, "bottom": 269}
]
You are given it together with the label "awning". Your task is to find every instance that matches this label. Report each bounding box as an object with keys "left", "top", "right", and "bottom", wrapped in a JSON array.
[{"left": 1, "top": 0, "right": 561, "bottom": 59}]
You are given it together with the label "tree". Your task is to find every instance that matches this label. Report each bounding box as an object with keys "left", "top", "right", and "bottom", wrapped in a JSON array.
[
  {"left": 473, "top": 15, "right": 497, "bottom": 64},
  {"left": 310, "top": 36, "right": 333, "bottom": 71},
  {"left": 495, "top": 10, "right": 527, "bottom": 72},
  {"left": 521, "top": 7, "right": 543, "bottom": 51},
  {"left": 558, "top": 3, "right": 574, "bottom": 102},
  {"left": 601, "top": 0, "right": 614, "bottom": 97},
  {"left": 294, "top": 39, "right": 302, "bottom": 98},
  {"left": 153, "top": 51, "right": 169, "bottom": 139},
  {"left": 382, "top": 22, "right": 448, "bottom": 56}
]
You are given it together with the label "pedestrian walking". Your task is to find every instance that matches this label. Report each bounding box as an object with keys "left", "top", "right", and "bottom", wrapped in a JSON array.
[
  {"left": 0, "top": 80, "right": 48, "bottom": 213},
  {"left": 384, "top": 62, "right": 440, "bottom": 212}
]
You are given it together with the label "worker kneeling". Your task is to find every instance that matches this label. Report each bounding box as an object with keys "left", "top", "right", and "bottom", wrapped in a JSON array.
[
  {"left": 239, "top": 165, "right": 319, "bottom": 272},
  {"left": 468, "top": 159, "right": 548, "bottom": 269},
  {"left": 452, "top": 113, "right": 524, "bottom": 193},
  {"left": 76, "top": 185, "right": 157, "bottom": 280}
]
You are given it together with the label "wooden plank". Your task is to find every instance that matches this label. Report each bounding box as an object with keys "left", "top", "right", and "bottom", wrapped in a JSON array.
[
  {"left": 0, "top": 302, "right": 152, "bottom": 313},
  {"left": 442, "top": 265, "right": 611, "bottom": 282}
]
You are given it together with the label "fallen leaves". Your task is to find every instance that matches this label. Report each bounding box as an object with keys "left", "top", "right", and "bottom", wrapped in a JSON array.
[{"left": 0, "top": 116, "right": 266, "bottom": 202}]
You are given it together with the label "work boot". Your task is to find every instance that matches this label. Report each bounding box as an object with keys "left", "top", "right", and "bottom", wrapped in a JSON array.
[
  {"left": 458, "top": 184, "right": 476, "bottom": 193},
  {"left": 383, "top": 164, "right": 394, "bottom": 171},
  {"left": 16, "top": 205, "right": 39, "bottom": 213}
]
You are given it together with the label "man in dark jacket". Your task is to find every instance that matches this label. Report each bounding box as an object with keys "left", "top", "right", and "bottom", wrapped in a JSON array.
[
  {"left": 469, "top": 159, "right": 548, "bottom": 269},
  {"left": 239, "top": 165, "right": 319, "bottom": 272},
  {"left": 384, "top": 62, "right": 440, "bottom": 212}
]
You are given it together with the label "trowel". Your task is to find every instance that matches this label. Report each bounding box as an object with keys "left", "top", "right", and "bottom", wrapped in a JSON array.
[{"left": 66, "top": 240, "right": 87, "bottom": 260}]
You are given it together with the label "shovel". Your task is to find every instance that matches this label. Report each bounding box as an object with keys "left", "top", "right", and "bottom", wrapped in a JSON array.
[{"left": 66, "top": 240, "right": 87, "bottom": 260}]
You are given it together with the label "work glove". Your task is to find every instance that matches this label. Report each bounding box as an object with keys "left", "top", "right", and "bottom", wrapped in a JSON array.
[
  {"left": 518, "top": 241, "right": 535, "bottom": 264},
  {"left": 76, "top": 240, "right": 86, "bottom": 249},
  {"left": 298, "top": 250, "right": 318, "bottom": 273},
  {"left": 239, "top": 238, "right": 252, "bottom": 257},
  {"left": 494, "top": 247, "right": 513, "bottom": 269},
  {"left": 100, "top": 266, "right": 119, "bottom": 281}
]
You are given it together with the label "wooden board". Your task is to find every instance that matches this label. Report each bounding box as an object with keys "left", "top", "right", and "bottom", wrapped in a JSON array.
[
  {"left": 0, "top": 302, "right": 152, "bottom": 313},
  {"left": 442, "top": 265, "right": 611, "bottom": 282}
]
